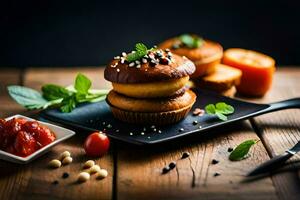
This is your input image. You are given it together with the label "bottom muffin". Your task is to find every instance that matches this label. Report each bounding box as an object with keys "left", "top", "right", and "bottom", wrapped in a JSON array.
[{"left": 106, "top": 90, "right": 196, "bottom": 125}]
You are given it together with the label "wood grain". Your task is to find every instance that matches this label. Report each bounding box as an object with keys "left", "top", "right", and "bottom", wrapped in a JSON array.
[
  {"left": 115, "top": 123, "right": 277, "bottom": 199},
  {"left": 240, "top": 68, "right": 300, "bottom": 200}
]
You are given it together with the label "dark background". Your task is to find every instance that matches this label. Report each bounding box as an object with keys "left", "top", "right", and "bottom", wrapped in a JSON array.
[{"left": 0, "top": 0, "right": 299, "bottom": 67}]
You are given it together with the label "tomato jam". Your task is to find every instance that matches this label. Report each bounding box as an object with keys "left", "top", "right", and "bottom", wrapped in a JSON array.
[{"left": 0, "top": 118, "right": 56, "bottom": 157}]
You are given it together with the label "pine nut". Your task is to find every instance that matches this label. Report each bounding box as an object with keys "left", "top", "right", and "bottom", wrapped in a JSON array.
[
  {"left": 62, "top": 156, "right": 73, "bottom": 165},
  {"left": 48, "top": 159, "right": 62, "bottom": 168},
  {"left": 83, "top": 160, "right": 95, "bottom": 169},
  {"left": 77, "top": 172, "right": 90, "bottom": 182},
  {"left": 97, "top": 169, "right": 108, "bottom": 179},
  {"left": 59, "top": 151, "right": 71, "bottom": 160},
  {"left": 88, "top": 165, "right": 101, "bottom": 174}
]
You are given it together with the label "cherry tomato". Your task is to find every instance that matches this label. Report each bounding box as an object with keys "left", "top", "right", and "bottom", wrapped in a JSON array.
[
  {"left": 84, "top": 132, "right": 110, "bottom": 157},
  {"left": 14, "top": 131, "right": 37, "bottom": 156}
]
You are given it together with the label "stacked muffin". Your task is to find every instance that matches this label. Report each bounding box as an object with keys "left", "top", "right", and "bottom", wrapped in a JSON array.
[
  {"left": 104, "top": 43, "right": 196, "bottom": 125},
  {"left": 159, "top": 34, "right": 223, "bottom": 78},
  {"left": 159, "top": 34, "right": 242, "bottom": 97}
]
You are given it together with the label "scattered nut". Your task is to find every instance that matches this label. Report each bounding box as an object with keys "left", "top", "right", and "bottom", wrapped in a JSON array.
[
  {"left": 59, "top": 151, "right": 71, "bottom": 160},
  {"left": 96, "top": 169, "right": 108, "bottom": 179},
  {"left": 77, "top": 172, "right": 90, "bottom": 182},
  {"left": 62, "top": 156, "right": 73, "bottom": 165},
  {"left": 83, "top": 160, "right": 95, "bottom": 169},
  {"left": 88, "top": 165, "right": 101, "bottom": 174},
  {"left": 48, "top": 159, "right": 62, "bottom": 168}
]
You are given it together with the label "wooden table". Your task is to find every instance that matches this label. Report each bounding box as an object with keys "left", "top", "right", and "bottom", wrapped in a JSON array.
[{"left": 0, "top": 67, "right": 300, "bottom": 200}]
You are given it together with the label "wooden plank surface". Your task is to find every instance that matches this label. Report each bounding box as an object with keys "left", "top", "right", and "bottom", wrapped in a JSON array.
[
  {"left": 115, "top": 121, "right": 277, "bottom": 200},
  {"left": 245, "top": 68, "right": 300, "bottom": 200}
]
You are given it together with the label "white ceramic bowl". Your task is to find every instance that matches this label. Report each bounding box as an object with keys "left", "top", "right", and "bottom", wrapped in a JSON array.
[{"left": 0, "top": 114, "right": 75, "bottom": 164}]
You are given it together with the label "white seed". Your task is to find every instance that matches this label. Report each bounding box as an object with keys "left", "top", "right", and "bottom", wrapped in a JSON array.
[
  {"left": 136, "top": 64, "right": 141, "bottom": 68},
  {"left": 88, "top": 165, "right": 101, "bottom": 174},
  {"left": 114, "top": 56, "right": 120, "bottom": 59},
  {"left": 62, "top": 156, "right": 73, "bottom": 165},
  {"left": 142, "top": 58, "right": 147, "bottom": 63},
  {"left": 48, "top": 159, "right": 62, "bottom": 168},
  {"left": 129, "top": 62, "right": 135, "bottom": 67},
  {"left": 135, "top": 60, "right": 140, "bottom": 64},
  {"left": 96, "top": 169, "right": 108, "bottom": 179},
  {"left": 83, "top": 160, "right": 95, "bottom": 169},
  {"left": 58, "top": 151, "right": 71, "bottom": 160},
  {"left": 77, "top": 172, "right": 90, "bottom": 182},
  {"left": 116, "top": 68, "right": 120, "bottom": 72},
  {"left": 120, "top": 58, "right": 125, "bottom": 64},
  {"left": 122, "top": 52, "right": 127, "bottom": 57}
]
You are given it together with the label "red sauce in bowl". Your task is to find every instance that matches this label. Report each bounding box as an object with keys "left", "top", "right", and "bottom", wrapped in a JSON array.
[{"left": 0, "top": 118, "right": 56, "bottom": 157}]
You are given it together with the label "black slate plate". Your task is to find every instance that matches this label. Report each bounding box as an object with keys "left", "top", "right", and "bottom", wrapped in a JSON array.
[{"left": 40, "top": 89, "right": 300, "bottom": 145}]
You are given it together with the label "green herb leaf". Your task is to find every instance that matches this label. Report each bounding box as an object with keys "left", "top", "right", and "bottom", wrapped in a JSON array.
[
  {"left": 60, "top": 96, "right": 76, "bottom": 113},
  {"left": 205, "top": 102, "right": 234, "bottom": 121},
  {"left": 42, "top": 84, "right": 71, "bottom": 101},
  {"left": 179, "top": 34, "right": 204, "bottom": 48},
  {"left": 7, "top": 85, "right": 49, "bottom": 109},
  {"left": 126, "top": 43, "right": 149, "bottom": 62},
  {"left": 215, "top": 102, "right": 234, "bottom": 114},
  {"left": 229, "top": 139, "right": 259, "bottom": 161},
  {"left": 205, "top": 104, "right": 216, "bottom": 115},
  {"left": 75, "top": 73, "right": 92, "bottom": 94}
]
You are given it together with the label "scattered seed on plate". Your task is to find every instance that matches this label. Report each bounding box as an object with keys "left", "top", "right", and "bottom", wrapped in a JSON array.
[
  {"left": 48, "top": 159, "right": 62, "bottom": 168},
  {"left": 228, "top": 147, "right": 233, "bottom": 152},
  {"left": 214, "top": 172, "right": 221, "bottom": 177},
  {"left": 193, "top": 121, "right": 198, "bottom": 125},
  {"left": 158, "top": 130, "right": 162, "bottom": 133},
  {"left": 97, "top": 169, "right": 108, "bottom": 179},
  {"left": 59, "top": 151, "right": 71, "bottom": 160},
  {"left": 181, "top": 152, "right": 190, "bottom": 159},
  {"left": 62, "top": 172, "right": 69, "bottom": 179},
  {"left": 140, "top": 132, "right": 145, "bottom": 135},
  {"left": 129, "top": 132, "right": 133, "bottom": 136},
  {"left": 211, "top": 159, "right": 219, "bottom": 165},
  {"left": 199, "top": 126, "right": 202, "bottom": 129},
  {"left": 107, "top": 124, "right": 112, "bottom": 128},
  {"left": 62, "top": 156, "right": 73, "bottom": 165},
  {"left": 147, "top": 136, "right": 151, "bottom": 139},
  {"left": 151, "top": 125, "right": 155, "bottom": 129},
  {"left": 83, "top": 160, "right": 95, "bottom": 169},
  {"left": 143, "top": 127, "right": 147, "bottom": 132},
  {"left": 77, "top": 172, "right": 90, "bottom": 182},
  {"left": 179, "top": 128, "right": 184, "bottom": 132},
  {"left": 169, "top": 162, "right": 176, "bottom": 169},
  {"left": 116, "top": 129, "right": 120, "bottom": 132}
]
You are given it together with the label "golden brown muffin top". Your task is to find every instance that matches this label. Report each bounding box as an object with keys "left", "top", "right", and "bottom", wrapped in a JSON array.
[
  {"left": 104, "top": 45, "right": 195, "bottom": 83},
  {"left": 158, "top": 35, "right": 223, "bottom": 61}
]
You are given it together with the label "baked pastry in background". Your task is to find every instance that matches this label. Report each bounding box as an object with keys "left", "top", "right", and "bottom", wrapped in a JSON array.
[
  {"left": 193, "top": 64, "right": 242, "bottom": 97},
  {"left": 104, "top": 43, "right": 196, "bottom": 125},
  {"left": 159, "top": 34, "right": 223, "bottom": 78}
]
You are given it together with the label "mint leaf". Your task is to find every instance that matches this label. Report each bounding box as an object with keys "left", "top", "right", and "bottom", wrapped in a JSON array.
[
  {"left": 75, "top": 73, "right": 92, "bottom": 94},
  {"left": 216, "top": 102, "right": 234, "bottom": 114},
  {"left": 216, "top": 112, "right": 227, "bottom": 121},
  {"left": 205, "top": 104, "right": 216, "bottom": 115},
  {"left": 179, "top": 34, "right": 204, "bottom": 48},
  {"left": 60, "top": 96, "right": 76, "bottom": 113},
  {"left": 42, "top": 84, "right": 71, "bottom": 101},
  {"left": 229, "top": 140, "right": 259, "bottom": 161},
  {"left": 126, "top": 43, "right": 149, "bottom": 62},
  {"left": 205, "top": 102, "right": 234, "bottom": 121},
  {"left": 8, "top": 85, "right": 49, "bottom": 109}
]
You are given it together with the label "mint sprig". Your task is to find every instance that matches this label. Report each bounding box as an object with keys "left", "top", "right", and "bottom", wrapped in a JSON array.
[
  {"left": 205, "top": 102, "right": 234, "bottom": 121},
  {"left": 229, "top": 139, "right": 260, "bottom": 161},
  {"left": 126, "top": 43, "right": 150, "bottom": 62},
  {"left": 179, "top": 34, "right": 204, "bottom": 48},
  {"left": 8, "top": 73, "right": 109, "bottom": 113}
]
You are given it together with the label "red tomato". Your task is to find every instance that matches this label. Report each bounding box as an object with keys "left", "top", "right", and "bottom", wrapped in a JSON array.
[
  {"left": 84, "top": 132, "right": 110, "bottom": 157},
  {"left": 34, "top": 126, "right": 56, "bottom": 147},
  {"left": 14, "top": 131, "right": 37, "bottom": 156}
]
